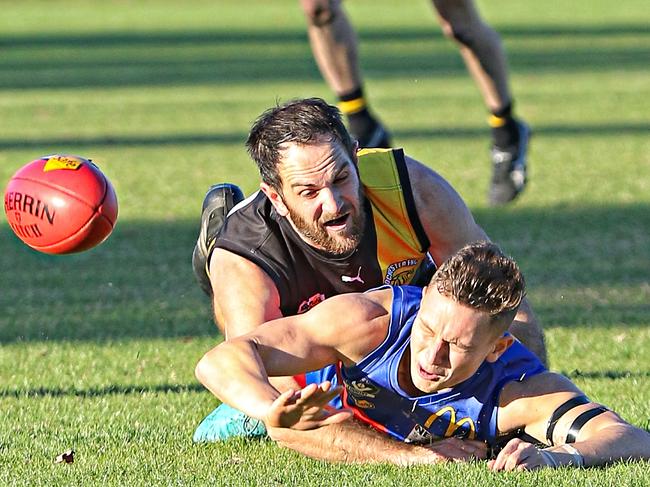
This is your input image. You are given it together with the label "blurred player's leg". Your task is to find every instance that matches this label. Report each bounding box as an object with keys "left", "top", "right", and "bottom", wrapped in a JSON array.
[
  {"left": 191, "top": 183, "right": 245, "bottom": 296},
  {"left": 300, "top": 0, "right": 391, "bottom": 148},
  {"left": 433, "top": 0, "right": 529, "bottom": 205}
]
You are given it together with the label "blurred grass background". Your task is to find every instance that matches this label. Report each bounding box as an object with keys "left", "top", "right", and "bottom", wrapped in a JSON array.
[{"left": 0, "top": 0, "right": 648, "bottom": 484}]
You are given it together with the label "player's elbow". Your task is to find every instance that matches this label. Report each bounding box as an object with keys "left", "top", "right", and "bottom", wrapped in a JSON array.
[
  {"left": 195, "top": 341, "right": 240, "bottom": 390},
  {"left": 195, "top": 349, "right": 221, "bottom": 388},
  {"left": 194, "top": 354, "right": 210, "bottom": 386}
]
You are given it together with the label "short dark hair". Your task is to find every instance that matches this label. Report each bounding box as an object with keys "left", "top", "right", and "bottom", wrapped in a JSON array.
[
  {"left": 431, "top": 242, "right": 526, "bottom": 327},
  {"left": 246, "top": 98, "right": 355, "bottom": 192}
]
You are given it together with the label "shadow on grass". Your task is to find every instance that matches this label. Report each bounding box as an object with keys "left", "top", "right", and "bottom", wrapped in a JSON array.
[
  {"left": 0, "top": 202, "right": 648, "bottom": 343},
  {"left": 0, "top": 382, "right": 205, "bottom": 398},
  {"left": 0, "top": 24, "right": 647, "bottom": 90},
  {"left": 1, "top": 122, "right": 649, "bottom": 151},
  {"left": 1, "top": 24, "right": 647, "bottom": 49},
  {"left": 1, "top": 370, "right": 648, "bottom": 398}
]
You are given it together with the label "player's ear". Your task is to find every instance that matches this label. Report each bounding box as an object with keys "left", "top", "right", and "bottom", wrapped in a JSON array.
[
  {"left": 260, "top": 182, "right": 289, "bottom": 217},
  {"left": 351, "top": 141, "right": 359, "bottom": 166},
  {"left": 485, "top": 334, "right": 515, "bottom": 363}
]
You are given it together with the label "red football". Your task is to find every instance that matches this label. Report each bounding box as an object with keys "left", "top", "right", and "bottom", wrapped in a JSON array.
[{"left": 3, "top": 154, "right": 118, "bottom": 254}]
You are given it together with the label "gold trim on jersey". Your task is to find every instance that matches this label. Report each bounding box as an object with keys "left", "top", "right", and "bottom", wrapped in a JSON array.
[{"left": 358, "top": 148, "right": 427, "bottom": 285}]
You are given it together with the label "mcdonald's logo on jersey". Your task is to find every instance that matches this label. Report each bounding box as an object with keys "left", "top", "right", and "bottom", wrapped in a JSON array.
[{"left": 423, "top": 406, "right": 476, "bottom": 440}]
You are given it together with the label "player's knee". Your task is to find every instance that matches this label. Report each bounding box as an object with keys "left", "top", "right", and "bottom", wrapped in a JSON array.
[
  {"left": 440, "top": 20, "right": 476, "bottom": 48},
  {"left": 300, "top": 0, "right": 337, "bottom": 27}
]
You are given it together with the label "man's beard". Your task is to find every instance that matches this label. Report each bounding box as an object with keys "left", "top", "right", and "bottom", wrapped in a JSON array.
[{"left": 287, "top": 190, "right": 366, "bottom": 256}]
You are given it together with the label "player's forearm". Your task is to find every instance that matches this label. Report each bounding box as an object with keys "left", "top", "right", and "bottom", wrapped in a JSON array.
[
  {"left": 556, "top": 424, "right": 650, "bottom": 467},
  {"left": 195, "top": 340, "right": 279, "bottom": 419},
  {"left": 268, "top": 420, "right": 444, "bottom": 466}
]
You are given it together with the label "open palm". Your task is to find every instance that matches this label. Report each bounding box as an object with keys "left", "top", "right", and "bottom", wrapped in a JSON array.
[{"left": 265, "top": 381, "right": 353, "bottom": 430}]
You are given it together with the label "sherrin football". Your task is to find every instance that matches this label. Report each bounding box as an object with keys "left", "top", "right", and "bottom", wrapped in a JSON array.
[{"left": 3, "top": 154, "right": 118, "bottom": 254}]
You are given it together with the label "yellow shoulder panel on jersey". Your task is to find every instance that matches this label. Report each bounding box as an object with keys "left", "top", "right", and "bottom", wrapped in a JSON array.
[{"left": 357, "top": 148, "right": 429, "bottom": 285}]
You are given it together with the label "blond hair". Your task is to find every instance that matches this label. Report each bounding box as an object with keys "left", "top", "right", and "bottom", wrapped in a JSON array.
[{"left": 432, "top": 242, "right": 525, "bottom": 324}]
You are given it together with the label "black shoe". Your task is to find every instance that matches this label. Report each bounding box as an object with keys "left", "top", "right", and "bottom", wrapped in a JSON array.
[
  {"left": 191, "top": 183, "right": 245, "bottom": 296},
  {"left": 489, "top": 120, "right": 530, "bottom": 206},
  {"left": 356, "top": 122, "right": 392, "bottom": 149}
]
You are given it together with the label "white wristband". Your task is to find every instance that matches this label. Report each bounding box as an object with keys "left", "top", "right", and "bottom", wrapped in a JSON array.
[
  {"left": 563, "top": 444, "right": 585, "bottom": 467},
  {"left": 541, "top": 446, "right": 584, "bottom": 468},
  {"left": 539, "top": 449, "right": 559, "bottom": 468}
]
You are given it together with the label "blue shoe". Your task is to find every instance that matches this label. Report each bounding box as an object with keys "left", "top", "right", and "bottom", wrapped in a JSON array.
[{"left": 193, "top": 403, "right": 267, "bottom": 443}]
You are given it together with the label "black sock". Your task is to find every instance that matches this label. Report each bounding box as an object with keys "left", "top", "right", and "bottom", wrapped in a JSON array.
[
  {"left": 489, "top": 102, "right": 520, "bottom": 149},
  {"left": 338, "top": 88, "right": 378, "bottom": 141}
]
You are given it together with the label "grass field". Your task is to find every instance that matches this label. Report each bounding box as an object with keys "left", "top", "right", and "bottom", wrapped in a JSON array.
[{"left": 1, "top": 0, "right": 649, "bottom": 485}]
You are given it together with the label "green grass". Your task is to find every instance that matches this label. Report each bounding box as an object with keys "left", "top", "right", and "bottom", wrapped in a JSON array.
[{"left": 1, "top": 0, "right": 649, "bottom": 484}]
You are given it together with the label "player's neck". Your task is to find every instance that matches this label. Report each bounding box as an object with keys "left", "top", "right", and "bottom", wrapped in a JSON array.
[{"left": 397, "top": 348, "right": 421, "bottom": 397}]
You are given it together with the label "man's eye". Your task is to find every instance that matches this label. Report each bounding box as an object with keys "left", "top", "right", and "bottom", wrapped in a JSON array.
[
  {"left": 334, "top": 173, "right": 348, "bottom": 184},
  {"left": 300, "top": 190, "right": 317, "bottom": 198}
]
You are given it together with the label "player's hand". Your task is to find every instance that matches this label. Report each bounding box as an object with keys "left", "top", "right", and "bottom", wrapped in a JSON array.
[
  {"left": 488, "top": 438, "right": 550, "bottom": 471},
  {"left": 422, "top": 437, "right": 488, "bottom": 462},
  {"left": 264, "top": 381, "right": 353, "bottom": 430}
]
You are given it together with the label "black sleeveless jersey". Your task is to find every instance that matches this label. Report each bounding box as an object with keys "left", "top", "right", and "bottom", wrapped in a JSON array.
[{"left": 213, "top": 148, "right": 431, "bottom": 316}]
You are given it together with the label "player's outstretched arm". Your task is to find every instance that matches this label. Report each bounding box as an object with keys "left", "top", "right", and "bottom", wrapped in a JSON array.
[
  {"left": 208, "top": 248, "right": 305, "bottom": 394},
  {"left": 195, "top": 318, "right": 338, "bottom": 424},
  {"left": 269, "top": 419, "right": 487, "bottom": 465},
  {"left": 195, "top": 290, "right": 389, "bottom": 427},
  {"left": 404, "top": 155, "right": 547, "bottom": 364},
  {"left": 491, "top": 372, "right": 650, "bottom": 471}
]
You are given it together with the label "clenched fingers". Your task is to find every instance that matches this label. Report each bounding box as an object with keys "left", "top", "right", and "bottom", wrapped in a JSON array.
[{"left": 488, "top": 438, "right": 547, "bottom": 471}]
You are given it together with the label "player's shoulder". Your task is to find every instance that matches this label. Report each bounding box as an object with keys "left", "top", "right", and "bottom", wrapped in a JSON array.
[
  {"left": 500, "top": 371, "right": 582, "bottom": 407},
  {"left": 220, "top": 190, "right": 270, "bottom": 229},
  {"left": 315, "top": 286, "right": 392, "bottom": 321},
  {"left": 216, "top": 191, "right": 286, "bottom": 262},
  {"left": 403, "top": 154, "right": 458, "bottom": 200},
  {"left": 306, "top": 288, "right": 393, "bottom": 362},
  {"left": 402, "top": 153, "right": 487, "bottom": 260}
]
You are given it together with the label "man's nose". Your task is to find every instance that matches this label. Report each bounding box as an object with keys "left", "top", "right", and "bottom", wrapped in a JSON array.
[
  {"left": 320, "top": 186, "right": 342, "bottom": 214},
  {"left": 427, "top": 338, "right": 450, "bottom": 368}
]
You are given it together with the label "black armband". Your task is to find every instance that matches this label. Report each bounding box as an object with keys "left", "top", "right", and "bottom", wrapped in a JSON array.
[
  {"left": 565, "top": 406, "right": 609, "bottom": 443},
  {"left": 546, "top": 395, "right": 590, "bottom": 445}
]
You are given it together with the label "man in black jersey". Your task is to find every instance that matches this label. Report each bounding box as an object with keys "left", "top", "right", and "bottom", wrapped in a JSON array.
[{"left": 192, "top": 98, "right": 546, "bottom": 457}]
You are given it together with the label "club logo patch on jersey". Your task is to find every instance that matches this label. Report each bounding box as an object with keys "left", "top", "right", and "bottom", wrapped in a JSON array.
[
  {"left": 384, "top": 258, "right": 418, "bottom": 285},
  {"left": 346, "top": 378, "right": 380, "bottom": 399},
  {"left": 352, "top": 399, "right": 375, "bottom": 409},
  {"left": 297, "top": 293, "right": 326, "bottom": 314}
]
